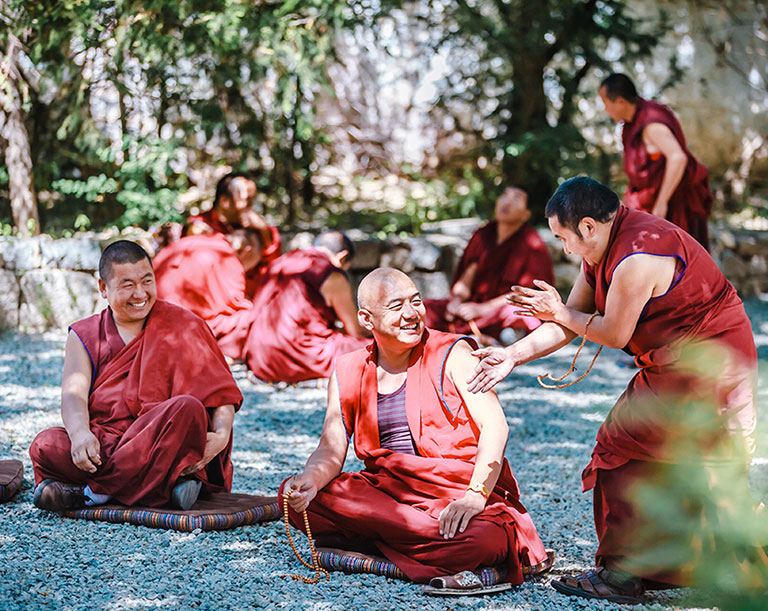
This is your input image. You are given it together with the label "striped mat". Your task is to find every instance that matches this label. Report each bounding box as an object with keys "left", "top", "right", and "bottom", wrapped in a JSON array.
[
  {"left": 315, "top": 548, "right": 508, "bottom": 585},
  {"left": 61, "top": 492, "right": 280, "bottom": 532},
  {"left": 0, "top": 459, "right": 23, "bottom": 503}
]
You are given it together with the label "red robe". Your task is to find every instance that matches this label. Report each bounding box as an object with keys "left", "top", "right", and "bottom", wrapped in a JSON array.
[
  {"left": 425, "top": 222, "right": 554, "bottom": 338},
  {"left": 623, "top": 97, "right": 713, "bottom": 249},
  {"left": 153, "top": 234, "right": 252, "bottom": 360},
  {"left": 243, "top": 249, "right": 369, "bottom": 383},
  {"left": 184, "top": 208, "right": 282, "bottom": 297},
  {"left": 280, "top": 330, "right": 548, "bottom": 583},
  {"left": 29, "top": 301, "right": 243, "bottom": 507},
  {"left": 581, "top": 206, "right": 759, "bottom": 583}
]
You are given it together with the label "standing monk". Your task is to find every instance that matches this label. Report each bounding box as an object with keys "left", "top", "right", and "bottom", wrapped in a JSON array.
[
  {"left": 153, "top": 229, "right": 261, "bottom": 360},
  {"left": 599, "top": 73, "right": 713, "bottom": 249},
  {"left": 281, "top": 268, "right": 550, "bottom": 589},
  {"left": 425, "top": 187, "right": 554, "bottom": 342},
  {"left": 186, "top": 172, "right": 282, "bottom": 296},
  {"left": 30, "top": 241, "right": 242, "bottom": 512},
  {"left": 468, "top": 177, "right": 762, "bottom": 603},
  {"left": 243, "top": 231, "right": 370, "bottom": 384}
]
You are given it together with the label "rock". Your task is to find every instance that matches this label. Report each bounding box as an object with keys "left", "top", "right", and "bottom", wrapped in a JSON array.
[
  {"left": 18, "top": 270, "right": 104, "bottom": 332},
  {"left": 349, "top": 239, "right": 383, "bottom": 271},
  {"left": 749, "top": 254, "right": 768, "bottom": 277},
  {"left": 0, "top": 270, "right": 20, "bottom": 329},
  {"left": 420, "top": 217, "right": 483, "bottom": 236},
  {"left": 714, "top": 228, "right": 736, "bottom": 250},
  {"left": 720, "top": 251, "right": 749, "bottom": 280},
  {"left": 405, "top": 237, "right": 442, "bottom": 271},
  {"left": 735, "top": 234, "right": 768, "bottom": 257},
  {"left": 0, "top": 237, "right": 43, "bottom": 271},
  {"left": 409, "top": 271, "right": 450, "bottom": 300},
  {"left": 379, "top": 245, "right": 413, "bottom": 273},
  {"left": 39, "top": 237, "right": 102, "bottom": 271}
]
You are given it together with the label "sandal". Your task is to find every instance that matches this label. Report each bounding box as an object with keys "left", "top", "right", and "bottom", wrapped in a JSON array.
[
  {"left": 524, "top": 549, "right": 556, "bottom": 578},
  {"left": 551, "top": 566, "right": 645, "bottom": 604},
  {"left": 423, "top": 570, "right": 512, "bottom": 597}
]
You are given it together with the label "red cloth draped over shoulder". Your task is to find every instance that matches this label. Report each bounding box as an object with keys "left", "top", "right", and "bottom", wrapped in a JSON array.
[
  {"left": 153, "top": 234, "right": 252, "bottom": 359},
  {"left": 622, "top": 98, "right": 712, "bottom": 248},
  {"left": 242, "top": 249, "right": 369, "bottom": 383},
  {"left": 311, "top": 329, "right": 548, "bottom": 583},
  {"left": 184, "top": 209, "right": 282, "bottom": 297},
  {"left": 70, "top": 301, "right": 243, "bottom": 494},
  {"left": 581, "top": 207, "right": 757, "bottom": 491}
]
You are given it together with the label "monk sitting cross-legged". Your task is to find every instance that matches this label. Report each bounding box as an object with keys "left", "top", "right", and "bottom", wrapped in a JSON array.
[
  {"left": 425, "top": 187, "right": 554, "bottom": 343},
  {"left": 243, "top": 230, "right": 370, "bottom": 384},
  {"left": 30, "top": 240, "right": 243, "bottom": 512},
  {"left": 153, "top": 229, "right": 262, "bottom": 361},
  {"left": 280, "top": 268, "right": 550, "bottom": 590}
]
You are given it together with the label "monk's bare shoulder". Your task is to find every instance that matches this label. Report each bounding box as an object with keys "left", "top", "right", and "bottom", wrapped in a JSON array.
[{"left": 445, "top": 338, "right": 481, "bottom": 377}]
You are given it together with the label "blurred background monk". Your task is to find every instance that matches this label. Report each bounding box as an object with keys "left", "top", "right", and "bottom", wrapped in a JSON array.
[
  {"left": 469, "top": 177, "right": 763, "bottom": 603},
  {"left": 153, "top": 228, "right": 262, "bottom": 361},
  {"left": 29, "top": 241, "right": 242, "bottom": 512},
  {"left": 185, "top": 172, "right": 282, "bottom": 296},
  {"left": 280, "top": 268, "right": 550, "bottom": 591},
  {"left": 599, "top": 73, "right": 713, "bottom": 250},
  {"left": 424, "top": 187, "right": 554, "bottom": 344},
  {"left": 243, "top": 230, "right": 370, "bottom": 384}
]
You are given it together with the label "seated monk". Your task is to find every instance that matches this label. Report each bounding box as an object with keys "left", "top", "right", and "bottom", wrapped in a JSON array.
[
  {"left": 29, "top": 240, "right": 243, "bottom": 512},
  {"left": 243, "top": 231, "right": 370, "bottom": 384},
  {"left": 153, "top": 228, "right": 262, "bottom": 360},
  {"left": 280, "top": 268, "right": 550, "bottom": 587},
  {"left": 425, "top": 187, "right": 554, "bottom": 342},
  {"left": 469, "top": 177, "right": 766, "bottom": 602},
  {"left": 185, "top": 172, "right": 282, "bottom": 296}
]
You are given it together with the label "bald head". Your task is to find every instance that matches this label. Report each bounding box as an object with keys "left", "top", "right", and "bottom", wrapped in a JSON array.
[{"left": 357, "top": 268, "right": 414, "bottom": 310}]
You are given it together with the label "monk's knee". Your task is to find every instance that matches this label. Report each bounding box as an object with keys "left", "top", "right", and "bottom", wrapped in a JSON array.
[
  {"left": 29, "top": 428, "right": 70, "bottom": 468},
  {"left": 167, "top": 395, "right": 207, "bottom": 425}
]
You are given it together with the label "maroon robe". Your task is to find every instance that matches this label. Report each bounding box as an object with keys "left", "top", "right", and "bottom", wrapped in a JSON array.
[
  {"left": 29, "top": 300, "right": 243, "bottom": 507},
  {"left": 153, "top": 234, "right": 252, "bottom": 360},
  {"left": 623, "top": 97, "right": 713, "bottom": 249},
  {"left": 280, "top": 330, "right": 548, "bottom": 583},
  {"left": 184, "top": 208, "right": 282, "bottom": 297},
  {"left": 243, "top": 249, "right": 369, "bottom": 383},
  {"left": 581, "top": 206, "right": 760, "bottom": 583},
  {"left": 425, "top": 222, "right": 554, "bottom": 338}
]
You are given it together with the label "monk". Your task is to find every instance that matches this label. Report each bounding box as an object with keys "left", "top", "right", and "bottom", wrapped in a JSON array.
[
  {"left": 280, "top": 268, "right": 550, "bottom": 590},
  {"left": 599, "top": 73, "right": 713, "bottom": 249},
  {"left": 153, "top": 229, "right": 261, "bottom": 360},
  {"left": 243, "top": 231, "right": 370, "bottom": 384},
  {"left": 30, "top": 240, "right": 243, "bottom": 512},
  {"left": 468, "top": 177, "right": 763, "bottom": 603},
  {"left": 425, "top": 187, "right": 554, "bottom": 342},
  {"left": 186, "top": 172, "right": 282, "bottom": 295}
]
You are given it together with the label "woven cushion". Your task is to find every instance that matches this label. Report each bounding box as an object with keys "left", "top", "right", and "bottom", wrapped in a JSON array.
[
  {"left": 314, "top": 547, "right": 507, "bottom": 585},
  {"left": 61, "top": 492, "right": 279, "bottom": 532},
  {"left": 0, "top": 459, "right": 23, "bottom": 503}
]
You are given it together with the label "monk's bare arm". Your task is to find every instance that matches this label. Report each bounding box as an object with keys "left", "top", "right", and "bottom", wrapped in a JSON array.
[
  {"left": 180, "top": 403, "right": 236, "bottom": 477},
  {"left": 438, "top": 342, "right": 509, "bottom": 539},
  {"left": 61, "top": 332, "right": 101, "bottom": 473},
  {"left": 550, "top": 255, "right": 675, "bottom": 349},
  {"left": 321, "top": 272, "right": 369, "bottom": 338},
  {"left": 285, "top": 371, "right": 349, "bottom": 511},
  {"left": 643, "top": 122, "right": 687, "bottom": 218},
  {"left": 466, "top": 272, "right": 594, "bottom": 393},
  {"left": 451, "top": 262, "right": 477, "bottom": 302}
]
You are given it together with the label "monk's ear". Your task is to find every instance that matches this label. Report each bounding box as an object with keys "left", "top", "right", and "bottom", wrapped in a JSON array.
[
  {"left": 358, "top": 308, "right": 374, "bottom": 331},
  {"left": 337, "top": 249, "right": 351, "bottom": 270},
  {"left": 578, "top": 217, "right": 598, "bottom": 239},
  {"left": 98, "top": 277, "right": 108, "bottom": 298}
]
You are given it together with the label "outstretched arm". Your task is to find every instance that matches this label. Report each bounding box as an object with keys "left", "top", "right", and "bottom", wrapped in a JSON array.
[
  {"left": 284, "top": 371, "right": 350, "bottom": 511},
  {"left": 321, "top": 272, "right": 369, "bottom": 338},
  {"left": 438, "top": 341, "right": 509, "bottom": 539},
  {"left": 643, "top": 122, "right": 687, "bottom": 219},
  {"left": 466, "top": 271, "right": 595, "bottom": 393},
  {"left": 61, "top": 332, "right": 101, "bottom": 473}
]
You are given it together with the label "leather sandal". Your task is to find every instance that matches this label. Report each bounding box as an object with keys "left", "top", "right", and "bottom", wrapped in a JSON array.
[
  {"left": 423, "top": 570, "right": 512, "bottom": 596},
  {"left": 551, "top": 566, "right": 645, "bottom": 604}
]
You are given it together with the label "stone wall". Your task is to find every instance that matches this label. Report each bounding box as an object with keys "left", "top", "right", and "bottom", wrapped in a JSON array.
[{"left": 1, "top": 221, "right": 766, "bottom": 332}]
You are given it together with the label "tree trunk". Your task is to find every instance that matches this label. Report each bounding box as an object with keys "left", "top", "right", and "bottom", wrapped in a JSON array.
[{"left": 1, "top": 37, "right": 40, "bottom": 236}]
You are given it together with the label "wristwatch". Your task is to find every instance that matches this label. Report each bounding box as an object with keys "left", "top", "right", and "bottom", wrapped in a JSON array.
[{"left": 467, "top": 481, "right": 490, "bottom": 499}]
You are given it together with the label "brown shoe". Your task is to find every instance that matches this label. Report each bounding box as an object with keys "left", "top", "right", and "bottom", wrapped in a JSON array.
[{"left": 33, "top": 479, "right": 87, "bottom": 512}]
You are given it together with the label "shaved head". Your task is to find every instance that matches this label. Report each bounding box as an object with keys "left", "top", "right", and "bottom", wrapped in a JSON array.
[{"left": 357, "top": 267, "right": 414, "bottom": 310}]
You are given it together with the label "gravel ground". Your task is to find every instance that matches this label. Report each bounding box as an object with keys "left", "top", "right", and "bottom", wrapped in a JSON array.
[{"left": 1, "top": 298, "right": 767, "bottom": 610}]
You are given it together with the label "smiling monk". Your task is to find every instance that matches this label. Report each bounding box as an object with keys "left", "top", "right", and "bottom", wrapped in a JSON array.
[
  {"left": 30, "top": 240, "right": 242, "bottom": 512},
  {"left": 279, "top": 268, "right": 549, "bottom": 591},
  {"left": 468, "top": 177, "right": 763, "bottom": 603}
]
